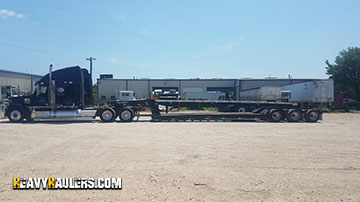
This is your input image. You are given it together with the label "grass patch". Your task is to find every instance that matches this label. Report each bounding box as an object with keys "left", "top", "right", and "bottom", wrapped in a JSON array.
[{"left": 318, "top": 106, "right": 360, "bottom": 113}]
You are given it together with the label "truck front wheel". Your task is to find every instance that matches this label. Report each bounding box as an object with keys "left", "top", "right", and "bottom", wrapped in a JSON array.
[
  {"left": 8, "top": 107, "right": 24, "bottom": 123},
  {"left": 100, "top": 108, "right": 116, "bottom": 122}
]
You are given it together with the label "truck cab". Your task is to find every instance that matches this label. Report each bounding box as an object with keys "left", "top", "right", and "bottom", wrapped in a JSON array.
[{"left": 4, "top": 66, "right": 102, "bottom": 122}]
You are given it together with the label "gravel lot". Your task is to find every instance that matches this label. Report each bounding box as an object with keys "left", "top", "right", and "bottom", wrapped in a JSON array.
[{"left": 0, "top": 113, "right": 359, "bottom": 201}]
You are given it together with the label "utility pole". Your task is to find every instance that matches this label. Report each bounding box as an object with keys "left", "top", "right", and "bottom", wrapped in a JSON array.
[{"left": 86, "top": 57, "right": 96, "bottom": 104}]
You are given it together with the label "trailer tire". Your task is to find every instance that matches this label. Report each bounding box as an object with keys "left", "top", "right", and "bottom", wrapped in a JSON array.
[
  {"left": 268, "top": 109, "right": 283, "bottom": 122},
  {"left": 305, "top": 109, "right": 320, "bottom": 123},
  {"left": 119, "top": 108, "right": 134, "bottom": 122},
  {"left": 100, "top": 108, "right": 116, "bottom": 122},
  {"left": 237, "top": 107, "right": 247, "bottom": 112},
  {"left": 7, "top": 107, "right": 24, "bottom": 123},
  {"left": 286, "top": 109, "right": 302, "bottom": 122}
]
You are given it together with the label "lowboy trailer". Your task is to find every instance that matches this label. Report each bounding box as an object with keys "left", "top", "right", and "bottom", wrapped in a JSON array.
[
  {"left": 110, "top": 99, "right": 321, "bottom": 122},
  {"left": 4, "top": 65, "right": 322, "bottom": 123}
]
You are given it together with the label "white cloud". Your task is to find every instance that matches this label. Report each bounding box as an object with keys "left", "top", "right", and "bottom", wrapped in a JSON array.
[
  {"left": 192, "top": 54, "right": 199, "bottom": 58},
  {"left": 113, "top": 14, "right": 127, "bottom": 22},
  {"left": 140, "top": 27, "right": 152, "bottom": 37},
  {"left": 206, "top": 36, "right": 245, "bottom": 53},
  {"left": 0, "top": 9, "right": 25, "bottom": 18},
  {"left": 220, "top": 43, "right": 237, "bottom": 51},
  {"left": 219, "top": 36, "right": 244, "bottom": 51},
  {"left": 108, "top": 58, "right": 118, "bottom": 64}
]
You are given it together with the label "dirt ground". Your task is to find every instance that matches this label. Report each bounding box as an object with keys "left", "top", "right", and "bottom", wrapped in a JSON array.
[{"left": 0, "top": 113, "right": 359, "bottom": 202}]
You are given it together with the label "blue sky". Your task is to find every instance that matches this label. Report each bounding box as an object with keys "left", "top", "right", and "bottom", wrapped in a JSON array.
[{"left": 0, "top": 0, "right": 359, "bottom": 80}]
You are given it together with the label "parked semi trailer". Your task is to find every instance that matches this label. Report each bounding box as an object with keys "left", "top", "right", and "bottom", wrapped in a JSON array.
[
  {"left": 281, "top": 80, "right": 334, "bottom": 104},
  {"left": 4, "top": 66, "right": 322, "bottom": 123},
  {"left": 239, "top": 86, "right": 284, "bottom": 102}
]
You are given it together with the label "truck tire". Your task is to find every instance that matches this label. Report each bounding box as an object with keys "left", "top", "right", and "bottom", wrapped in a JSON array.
[
  {"left": 100, "top": 108, "right": 116, "bottom": 122},
  {"left": 268, "top": 109, "right": 283, "bottom": 122},
  {"left": 286, "top": 109, "right": 302, "bottom": 122},
  {"left": 238, "top": 107, "right": 247, "bottom": 112},
  {"left": 305, "top": 109, "right": 320, "bottom": 123},
  {"left": 7, "top": 107, "right": 24, "bottom": 123},
  {"left": 119, "top": 108, "right": 134, "bottom": 122}
]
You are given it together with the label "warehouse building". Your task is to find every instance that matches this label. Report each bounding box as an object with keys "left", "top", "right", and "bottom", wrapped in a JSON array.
[
  {"left": 0, "top": 69, "right": 42, "bottom": 94},
  {"left": 97, "top": 76, "right": 326, "bottom": 101}
]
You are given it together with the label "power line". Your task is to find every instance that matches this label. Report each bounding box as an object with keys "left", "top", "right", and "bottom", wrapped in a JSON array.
[{"left": 0, "top": 41, "right": 85, "bottom": 59}]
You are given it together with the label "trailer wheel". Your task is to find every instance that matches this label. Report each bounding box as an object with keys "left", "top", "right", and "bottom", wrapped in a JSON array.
[
  {"left": 100, "top": 108, "right": 116, "bottom": 122},
  {"left": 268, "top": 109, "right": 283, "bottom": 122},
  {"left": 238, "top": 107, "right": 247, "bottom": 112},
  {"left": 119, "top": 108, "right": 134, "bottom": 122},
  {"left": 286, "top": 109, "right": 302, "bottom": 122},
  {"left": 8, "top": 107, "right": 24, "bottom": 123},
  {"left": 305, "top": 109, "right": 320, "bottom": 123}
]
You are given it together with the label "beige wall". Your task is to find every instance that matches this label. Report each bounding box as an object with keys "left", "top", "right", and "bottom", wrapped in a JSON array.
[
  {"left": 97, "top": 78, "right": 324, "bottom": 102},
  {"left": 0, "top": 72, "right": 41, "bottom": 94},
  {"left": 97, "top": 79, "right": 237, "bottom": 101},
  {"left": 97, "top": 79, "right": 126, "bottom": 100}
]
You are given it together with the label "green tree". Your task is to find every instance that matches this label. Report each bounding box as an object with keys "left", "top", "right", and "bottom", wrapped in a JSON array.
[{"left": 326, "top": 47, "right": 360, "bottom": 100}]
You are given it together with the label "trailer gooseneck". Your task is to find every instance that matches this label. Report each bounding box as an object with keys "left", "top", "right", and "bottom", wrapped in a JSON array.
[{"left": 4, "top": 66, "right": 322, "bottom": 123}]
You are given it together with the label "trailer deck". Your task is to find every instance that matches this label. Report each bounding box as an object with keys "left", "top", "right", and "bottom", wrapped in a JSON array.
[
  {"left": 150, "top": 112, "right": 265, "bottom": 122},
  {"left": 112, "top": 99, "right": 321, "bottom": 123}
]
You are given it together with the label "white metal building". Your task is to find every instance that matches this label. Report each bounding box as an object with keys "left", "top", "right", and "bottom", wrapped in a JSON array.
[
  {"left": 0, "top": 69, "right": 42, "bottom": 94},
  {"left": 97, "top": 77, "right": 328, "bottom": 101}
]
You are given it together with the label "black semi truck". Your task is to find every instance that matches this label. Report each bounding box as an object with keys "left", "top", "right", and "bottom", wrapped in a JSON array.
[{"left": 4, "top": 66, "right": 322, "bottom": 123}]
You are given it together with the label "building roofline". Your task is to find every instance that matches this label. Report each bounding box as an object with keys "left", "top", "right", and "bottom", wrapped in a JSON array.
[
  {"left": 97, "top": 78, "right": 332, "bottom": 81},
  {"left": 0, "top": 69, "right": 42, "bottom": 77}
]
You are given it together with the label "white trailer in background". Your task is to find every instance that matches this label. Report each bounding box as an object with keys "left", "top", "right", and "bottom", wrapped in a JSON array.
[
  {"left": 281, "top": 80, "right": 334, "bottom": 104},
  {"left": 118, "top": 91, "right": 136, "bottom": 101},
  {"left": 239, "top": 86, "right": 282, "bottom": 102}
]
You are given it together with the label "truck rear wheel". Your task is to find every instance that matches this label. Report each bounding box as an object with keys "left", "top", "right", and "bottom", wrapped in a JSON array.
[
  {"left": 305, "top": 109, "right": 320, "bottom": 122},
  {"left": 8, "top": 107, "right": 24, "bottom": 123},
  {"left": 268, "top": 109, "right": 283, "bottom": 122},
  {"left": 100, "top": 108, "right": 116, "bottom": 122},
  {"left": 286, "top": 109, "right": 302, "bottom": 122},
  {"left": 119, "top": 108, "right": 134, "bottom": 122}
]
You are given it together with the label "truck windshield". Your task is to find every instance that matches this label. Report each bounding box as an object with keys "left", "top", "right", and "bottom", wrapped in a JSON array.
[{"left": 36, "top": 83, "right": 47, "bottom": 96}]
